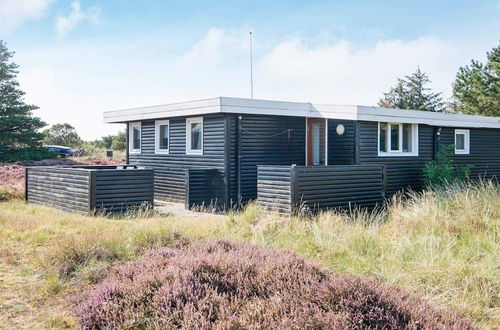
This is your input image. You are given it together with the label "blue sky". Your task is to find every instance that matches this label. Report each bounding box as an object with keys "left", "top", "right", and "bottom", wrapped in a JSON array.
[{"left": 1, "top": 0, "right": 499, "bottom": 139}]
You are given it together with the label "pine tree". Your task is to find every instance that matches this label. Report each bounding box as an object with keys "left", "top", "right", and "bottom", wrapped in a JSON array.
[
  {"left": 379, "top": 68, "right": 445, "bottom": 112},
  {"left": 0, "top": 40, "right": 45, "bottom": 154},
  {"left": 452, "top": 43, "right": 500, "bottom": 117}
]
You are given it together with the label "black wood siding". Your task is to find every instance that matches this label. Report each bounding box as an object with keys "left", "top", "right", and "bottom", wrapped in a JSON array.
[
  {"left": 128, "top": 114, "right": 226, "bottom": 203},
  {"left": 358, "top": 121, "right": 434, "bottom": 196},
  {"left": 227, "top": 115, "right": 239, "bottom": 205},
  {"left": 438, "top": 127, "right": 500, "bottom": 180},
  {"left": 238, "top": 115, "right": 306, "bottom": 203},
  {"left": 328, "top": 119, "right": 356, "bottom": 165}
]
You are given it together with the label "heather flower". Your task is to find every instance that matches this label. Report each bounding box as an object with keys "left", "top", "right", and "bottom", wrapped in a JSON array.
[{"left": 73, "top": 240, "right": 472, "bottom": 329}]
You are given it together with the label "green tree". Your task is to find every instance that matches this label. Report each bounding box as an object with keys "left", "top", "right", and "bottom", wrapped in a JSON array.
[
  {"left": 452, "top": 43, "right": 500, "bottom": 117},
  {"left": 379, "top": 67, "right": 445, "bottom": 112},
  {"left": 43, "top": 123, "right": 82, "bottom": 148},
  {"left": 111, "top": 130, "right": 126, "bottom": 151},
  {"left": 101, "top": 135, "right": 114, "bottom": 149},
  {"left": 0, "top": 40, "right": 46, "bottom": 154}
]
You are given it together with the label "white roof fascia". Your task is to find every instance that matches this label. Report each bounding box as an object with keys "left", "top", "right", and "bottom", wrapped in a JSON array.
[
  {"left": 311, "top": 103, "right": 359, "bottom": 121},
  {"left": 103, "top": 98, "right": 221, "bottom": 123},
  {"left": 357, "top": 106, "right": 500, "bottom": 128},
  {"left": 219, "top": 97, "right": 313, "bottom": 117},
  {"left": 219, "top": 97, "right": 359, "bottom": 120},
  {"left": 103, "top": 97, "right": 500, "bottom": 129}
]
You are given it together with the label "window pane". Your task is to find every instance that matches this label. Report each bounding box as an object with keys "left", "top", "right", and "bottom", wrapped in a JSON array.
[
  {"left": 133, "top": 127, "right": 140, "bottom": 149},
  {"left": 390, "top": 124, "right": 400, "bottom": 151},
  {"left": 159, "top": 125, "right": 169, "bottom": 149},
  {"left": 379, "top": 123, "right": 387, "bottom": 152},
  {"left": 456, "top": 133, "right": 465, "bottom": 150},
  {"left": 402, "top": 124, "right": 412, "bottom": 152},
  {"left": 191, "top": 122, "right": 201, "bottom": 150}
]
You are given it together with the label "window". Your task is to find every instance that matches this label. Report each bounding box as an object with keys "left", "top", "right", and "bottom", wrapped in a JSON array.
[
  {"left": 390, "top": 123, "right": 401, "bottom": 151},
  {"left": 402, "top": 123, "right": 413, "bottom": 152},
  {"left": 129, "top": 122, "right": 141, "bottom": 154},
  {"left": 378, "top": 122, "right": 418, "bottom": 156},
  {"left": 186, "top": 117, "right": 203, "bottom": 155},
  {"left": 155, "top": 120, "right": 170, "bottom": 154},
  {"left": 454, "top": 129, "right": 470, "bottom": 154}
]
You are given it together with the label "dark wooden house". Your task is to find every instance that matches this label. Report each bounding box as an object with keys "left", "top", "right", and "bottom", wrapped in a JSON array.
[{"left": 104, "top": 97, "right": 500, "bottom": 212}]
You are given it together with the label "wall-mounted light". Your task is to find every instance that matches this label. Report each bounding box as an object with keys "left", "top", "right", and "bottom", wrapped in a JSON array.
[{"left": 336, "top": 124, "right": 345, "bottom": 135}]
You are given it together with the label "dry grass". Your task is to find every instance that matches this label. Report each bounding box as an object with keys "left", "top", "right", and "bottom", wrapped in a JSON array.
[{"left": 0, "top": 182, "right": 499, "bottom": 328}]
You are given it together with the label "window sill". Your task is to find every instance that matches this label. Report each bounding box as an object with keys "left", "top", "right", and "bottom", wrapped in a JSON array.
[
  {"left": 129, "top": 150, "right": 141, "bottom": 154},
  {"left": 454, "top": 150, "right": 469, "bottom": 155},
  {"left": 155, "top": 149, "right": 169, "bottom": 155},
  {"left": 377, "top": 152, "right": 419, "bottom": 157},
  {"left": 186, "top": 150, "right": 203, "bottom": 155}
]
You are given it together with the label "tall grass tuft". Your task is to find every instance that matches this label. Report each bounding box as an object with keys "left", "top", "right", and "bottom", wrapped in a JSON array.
[{"left": 1, "top": 180, "right": 498, "bottom": 327}]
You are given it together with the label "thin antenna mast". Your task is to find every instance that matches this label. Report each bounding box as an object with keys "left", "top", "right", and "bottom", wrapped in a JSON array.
[{"left": 249, "top": 31, "right": 254, "bottom": 99}]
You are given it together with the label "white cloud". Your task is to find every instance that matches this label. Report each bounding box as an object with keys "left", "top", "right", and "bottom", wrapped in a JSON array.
[
  {"left": 56, "top": 1, "right": 100, "bottom": 38},
  {"left": 257, "top": 36, "right": 463, "bottom": 104},
  {"left": 177, "top": 27, "right": 249, "bottom": 69},
  {"left": 0, "top": 0, "right": 54, "bottom": 33},
  {"left": 14, "top": 28, "right": 495, "bottom": 140}
]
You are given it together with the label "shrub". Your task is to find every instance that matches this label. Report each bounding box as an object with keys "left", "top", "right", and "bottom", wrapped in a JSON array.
[
  {"left": 73, "top": 240, "right": 472, "bottom": 329},
  {"left": 0, "top": 164, "right": 25, "bottom": 200},
  {"left": 423, "top": 145, "right": 472, "bottom": 187},
  {"left": 0, "top": 147, "right": 57, "bottom": 163}
]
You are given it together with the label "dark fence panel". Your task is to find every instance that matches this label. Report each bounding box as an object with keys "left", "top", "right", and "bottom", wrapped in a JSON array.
[
  {"left": 185, "top": 168, "right": 226, "bottom": 210},
  {"left": 93, "top": 169, "right": 154, "bottom": 213},
  {"left": 26, "top": 167, "right": 91, "bottom": 214},
  {"left": 294, "top": 165, "right": 385, "bottom": 212},
  {"left": 257, "top": 165, "right": 385, "bottom": 214},
  {"left": 257, "top": 165, "right": 293, "bottom": 213},
  {"left": 26, "top": 165, "right": 154, "bottom": 215}
]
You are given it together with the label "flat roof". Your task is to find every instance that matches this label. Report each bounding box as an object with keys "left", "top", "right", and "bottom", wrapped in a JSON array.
[{"left": 103, "top": 96, "right": 500, "bottom": 129}]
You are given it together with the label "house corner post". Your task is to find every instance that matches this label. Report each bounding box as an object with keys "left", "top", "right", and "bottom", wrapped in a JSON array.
[
  {"left": 223, "top": 116, "right": 231, "bottom": 209},
  {"left": 237, "top": 115, "right": 242, "bottom": 207},
  {"left": 125, "top": 122, "right": 129, "bottom": 164},
  {"left": 185, "top": 169, "right": 190, "bottom": 210},
  {"left": 381, "top": 165, "right": 387, "bottom": 198}
]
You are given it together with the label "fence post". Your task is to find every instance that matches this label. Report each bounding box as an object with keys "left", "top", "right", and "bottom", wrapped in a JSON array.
[
  {"left": 89, "top": 171, "right": 96, "bottom": 215},
  {"left": 24, "top": 167, "right": 29, "bottom": 201},
  {"left": 290, "top": 165, "right": 297, "bottom": 214}
]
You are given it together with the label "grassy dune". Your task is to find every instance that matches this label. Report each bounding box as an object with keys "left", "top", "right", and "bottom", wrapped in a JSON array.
[{"left": 0, "top": 182, "right": 499, "bottom": 328}]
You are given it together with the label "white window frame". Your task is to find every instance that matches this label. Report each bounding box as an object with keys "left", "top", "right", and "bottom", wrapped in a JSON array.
[
  {"left": 186, "top": 117, "right": 203, "bottom": 155},
  {"left": 155, "top": 120, "right": 170, "bottom": 154},
  {"left": 454, "top": 129, "right": 470, "bottom": 155},
  {"left": 377, "top": 122, "right": 419, "bottom": 157},
  {"left": 129, "top": 122, "right": 141, "bottom": 154}
]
